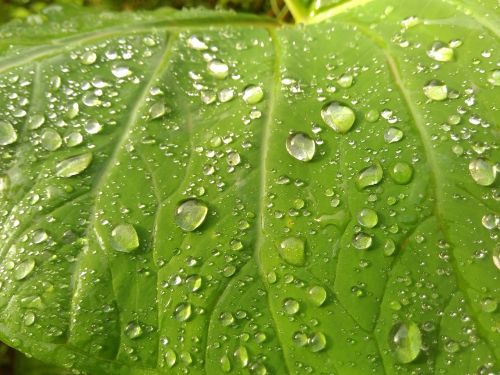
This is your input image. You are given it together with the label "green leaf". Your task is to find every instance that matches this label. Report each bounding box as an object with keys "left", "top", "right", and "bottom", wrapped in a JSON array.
[{"left": 0, "top": 1, "right": 498, "bottom": 374}]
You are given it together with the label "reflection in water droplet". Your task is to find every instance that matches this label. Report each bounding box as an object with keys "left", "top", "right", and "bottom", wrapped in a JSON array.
[
  {"left": 174, "top": 302, "right": 192, "bottom": 321},
  {"left": 242, "top": 85, "right": 264, "bottom": 104},
  {"left": 14, "top": 259, "right": 36, "bottom": 280},
  {"left": 308, "top": 286, "right": 327, "bottom": 306},
  {"left": 357, "top": 208, "right": 378, "bottom": 228},
  {"left": 389, "top": 321, "right": 422, "bottom": 364},
  {"left": 174, "top": 199, "right": 208, "bottom": 232},
  {"left": 321, "top": 101, "right": 356, "bottom": 133},
  {"left": 125, "top": 321, "right": 143, "bottom": 339},
  {"left": 41, "top": 129, "right": 62, "bottom": 151},
  {"left": 352, "top": 232, "right": 373, "bottom": 250},
  {"left": 427, "top": 41, "right": 454, "bottom": 62},
  {"left": 390, "top": 162, "right": 413, "bottom": 185},
  {"left": 279, "top": 237, "right": 305, "bottom": 266},
  {"left": 0, "top": 121, "right": 17, "bottom": 146},
  {"left": 286, "top": 132, "right": 316, "bottom": 162},
  {"left": 55, "top": 153, "right": 92, "bottom": 178},
  {"left": 469, "top": 158, "right": 496, "bottom": 186},
  {"left": 207, "top": 60, "right": 229, "bottom": 79},
  {"left": 423, "top": 80, "right": 448, "bottom": 101},
  {"left": 111, "top": 224, "right": 139, "bottom": 253},
  {"left": 357, "top": 162, "right": 383, "bottom": 189}
]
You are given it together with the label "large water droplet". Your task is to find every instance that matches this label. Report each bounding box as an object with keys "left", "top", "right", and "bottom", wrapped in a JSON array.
[
  {"left": 234, "top": 346, "right": 249, "bottom": 367},
  {"left": 207, "top": 60, "right": 229, "bottom": 79},
  {"left": 220, "top": 354, "right": 231, "bottom": 372},
  {"left": 125, "top": 321, "right": 143, "bottom": 339},
  {"left": 286, "top": 132, "right": 316, "bottom": 162},
  {"left": 279, "top": 237, "right": 305, "bottom": 266},
  {"left": 308, "top": 332, "right": 327, "bottom": 352},
  {"left": 389, "top": 321, "right": 422, "bottom": 364},
  {"left": 149, "top": 102, "right": 168, "bottom": 119},
  {"left": 242, "top": 85, "right": 264, "bottom": 104},
  {"left": 165, "top": 348, "right": 177, "bottom": 368},
  {"left": 174, "top": 302, "right": 192, "bottom": 321},
  {"left": 357, "top": 162, "right": 383, "bottom": 189},
  {"left": 55, "top": 153, "right": 92, "bottom": 177},
  {"left": 283, "top": 298, "right": 300, "bottom": 315},
  {"left": 423, "top": 80, "right": 448, "bottom": 101},
  {"left": 427, "top": 41, "right": 454, "bottom": 62},
  {"left": 384, "top": 127, "right": 403, "bottom": 143},
  {"left": 28, "top": 114, "right": 45, "bottom": 129},
  {"left": 390, "top": 162, "right": 413, "bottom": 185},
  {"left": 0, "top": 121, "right": 17, "bottom": 146},
  {"left": 307, "top": 286, "right": 327, "bottom": 306},
  {"left": 357, "top": 208, "right": 378, "bottom": 228},
  {"left": 174, "top": 199, "right": 208, "bottom": 232},
  {"left": 352, "top": 232, "right": 373, "bottom": 250},
  {"left": 469, "top": 158, "right": 496, "bottom": 186},
  {"left": 81, "top": 51, "right": 97, "bottom": 65},
  {"left": 320, "top": 101, "right": 356, "bottom": 133},
  {"left": 85, "top": 119, "right": 102, "bottom": 134},
  {"left": 112, "top": 65, "right": 132, "bottom": 78},
  {"left": 41, "top": 129, "right": 62, "bottom": 151},
  {"left": 111, "top": 224, "right": 139, "bottom": 253},
  {"left": 14, "top": 259, "right": 35, "bottom": 280},
  {"left": 384, "top": 239, "right": 396, "bottom": 256}
]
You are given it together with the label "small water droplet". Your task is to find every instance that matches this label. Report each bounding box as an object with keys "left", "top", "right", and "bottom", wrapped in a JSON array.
[
  {"left": 279, "top": 237, "right": 305, "bottom": 266},
  {"left": 427, "top": 41, "right": 454, "bottom": 62},
  {"left": 207, "top": 60, "right": 229, "bottom": 79},
  {"left": 321, "top": 101, "right": 356, "bottom": 133},
  {"left": 390, "top": 162, "right": 413, "bottom": 185},
  {"left": 487, "top": 69, "right": 500, "bottom": 86},
  {"left": 81, "top": 51, "right": 97, "bottom": 65},
  {"left": 423, "top": 80, "right": 448, "bottom": 101},
  {"left": 32, "top": 230, "right": 48, "bottom": 244},
  {"left": 174, "top": 302, "right": 192, "bottom": 321},
  {"left": 187, "top": 35, "right": 208, "bottom": 50},
  {"left": 384, "top": 127, "right": 404, "bottom": 143},
  {"left": 480, "top": 297, "right": 497, "bottom": 313},
  {"left": 383, "top": 239, "right": 396, "bottom": 256},
  {"left": 23, "top": 311, "right": 36, "bottom": 326},
  {"left": 389, "top": 321, "right": 422, "bottom": 364},
  {"left": 14, "top": 259, "right": 35, "bottom": 280},
  {"left": 174, "top": 199, "right": 208, "bottom": 232},
  {"left": 352, "top": 232, "right": 373, "bottom": 250},
  {"left": 469, "top": 158, "right": 496, "bottom": 186},
  {"left": 308, "top": 332, "right": 327, "bottom": 352},
  {"left": 112, "top": 65, "right": 132, "bottom": 78},
  {"left": 357, "top": 208, "right": 378, "bottom": 228},
  {"left": 365, "top": 109, "right": 380, "bottom": 123},
  {"left": 27, "top": 114, "right": 45, "bottom": 129},
  {"left": 65, "top": 132, "right": 83, "bottom": 147},
  {"left": 307, "top": 286, "right": 327, "bottom": 307},
  {"left": 84, "top": 119, "right": 102, "bottom": 135},
  {"left": 227, "top": 151, "right": 241, "bottom": 166},
  {"left": 149, "top": 102, "right": 168, "bottom": 119},
  {"left": 125, "top": 321, "right": 143, "bottom": 339},
  {"left": 234, "top": 346, "right": 249, "bottom": 367},
  {"left": 41, "top": 129, "right": 62, "bottom": 151},
  {"left": 55, "top": 153, "right": 92, "bottom": 177},
  {"left": 165, "top": 348, "right": 177, "bottom": 368},
  {"left": 337, "top": 73, "right": 354, "bottom": 88},
  {"left": 286, "top": 132, "right": 316, "bottom": 162},
  {"left": 111, "top": 224, "right": 139, "bottom": 253},
  {"left": 283, "top": 298, "right": 300, "bottom": 315},
  {"left": 242, "top": 85, "right": 264, "bottom": 104},
  {"left": 0, "top": 121, "right": 17, "bottom": 145},
  {"left": 220, "top": 354, "right": 231, "bottom": 372},
  {"left": 357, "top": 162, "right": 383, "bottom": 189}
]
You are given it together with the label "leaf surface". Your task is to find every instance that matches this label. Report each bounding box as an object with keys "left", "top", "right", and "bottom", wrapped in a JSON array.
[{"left": 0, "top": 1, "right": 498, "bottom": 374}]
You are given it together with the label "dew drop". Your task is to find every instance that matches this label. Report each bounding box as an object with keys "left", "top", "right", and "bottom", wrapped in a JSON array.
[
  {"left": 165, "top": 348, "right": 177, "bottom": 368},
  {"left": 286, "top": 132, "right": 316, "bottom": 162},
  {"left": 227, "top": 151, "right": 241, "bottom": 166},
  {"left": 40, "top": 129, "right": 62, "bottom": 151},
  {"left": 383, "top": 239, "right": 396, "bottom": 256},
  {"left": 357, "top": 162, "right": 383, "bottom": 189},
  {"left": 307, "top": 286, "right": 327, "bottom": 307},
  {"left": 390, "top": 162, "right": 413, "bottom": 185},
  {"left": 283, "top": 298, "right": 300, "bottom": 315},
  {"left": 423, "top": 80, "right": 448, "bottom": 101},
  {"left": 111, "top": 224, "right": 139, "bottom": 253},
  {"left": 337, "top": 73, "right": 354, "bottom": 88},
  {"left": 242, "top": 85, "right": 264, "bottom": 104},
  {"left": 124, "top": 321, "right": 143, "bottom": 339},
  {"left": 149, "top": 102, "right": 168, "bottom": 119},
  {"left": 279, "top": 237, "right": 305, "bottom": 266},
  {"left": 187, "top": 35, "right": 208, "bottom": 50},
  {"left": 27, "top": 114, "right": 45, "bottom": 130},
  {"left": 352, "top": 232, "right": 373, "bottom": 250},
  {"left": 469, "top": 158, "right": 496, "bottom": 186},
  {"left": 487, "top": 69, "right": 500, "bottom": 86},
  {"left": 112, "top": 65, "right": 132, "bottom": 78},
  {"left": 23, "top": 311, "right": 36, "bottom": 326},
  {"left": 81, "top": 51, "right": 97, "bottom": 65},
  {"left": 357, "top": 208, "right": 378, "bottom": 228},
  {"left": 0, "top": 121, "right": 17, "bottom": 146},
  {"left": 234, "top": 346, "right": 249, "bottom": 367},
  {"left": 174, "top": 302, "right": 192, "bottom": 322},
  {"left": 84, "top": 119, "right": 102, "bottom": 135},
  {"left": 365, "top": 109, "right": 380, "bottom": 123},
  {"left": 65, "top": 132, "right": 83, "bottom": 147},
  {"left": 384, "top": 127, "right": 404, "bottom": 143},
  {"left": 55, "top": 153, "right": 92, "bottom": 177},
  {"left": 427, "top": 41, "right": 454, "bottom": 62},
  {"left": 220, "top": 354, "right": 231, "bottom": 372},
  {"left": 207, "top": 60, "right": 229, "bottom": 79},
  {"left": 308, "top": 332, "right": 327, "bottom": 352},
  {"left": 14, "top": 259, "right": 35, "bottom": 280},
  {"left": 174, "top": 199, "right": 208, "bottom": 232},
  {"left": 320, "top": 101, "right": 356, "bottom": 133},
  {"left": 480, "top": 297, "right": 497, "bottom": 313},
  {"left": 389, "top": 321, "right": 422, "bottom": 364}
]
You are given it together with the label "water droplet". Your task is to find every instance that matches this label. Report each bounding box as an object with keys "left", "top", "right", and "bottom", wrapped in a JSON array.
[
  {"left": 219, "top": 311, "right": 235, "bottom": 326},
  {"left": 234, "top": 346, "right": 249, "bottom": 367},
  {"left": 390, "top": 162, "right": 413, "bottom": 185},
  {"left": 293, "top": 331, "right": 308, "bottom": 347},
  {"left": 308, "top": 286, "right": 327, "bottom": 306},
  {"left": 423, "top": 80, "right": 448, "bottom": 101},
  {"left": 65, "top": 132, "right": 83, "bottom": 147},
  {"left": 383, "top": 239, "right": 396, "bottom": 256},
  {"left": 174, "top": 302, "right": 192, "bottom": 321},
  {"left": 352, "top": 232, "right": 373, "bottom": 250},
  {"left": 481, "top": 214, "right": 498, "bottom": 230},
  {"left": 401, "top": 16, "right": 420, "bottom": 28},
  {"left": 337, "top": 73, "right": 354, "bottom": 88},
  {"left": 308, "top": 332, "right": 327, "bottom": 352},
  {"left": 480, "top": 297, "right": 497, "bottom": 313},
  {"left": 283, "top": 298, "right": 300, "bottom": 315},
  {"left": 286, "top": 132, "right": 316, "bottom": 162},
  {"left": 55, "top": 153, "right": 92, "bottom": 177},
  {"left": 469, "top": 158, "right": 496, "bottom": 186},
  {"left": 124, "top": 321, "right": 143, "bottom": 339},
  {"left": 40, "top": 129, "right": 62, "bottom": 151},
  {"left": 84, "top": 119, "right": 102, "bottom": 135},
  {"left": 82, "top": 93, "right": 101, "bottom": 107},
  {"left": 357, "top": 208, "right": 378, "bottom": 228},
  {"left": 365, "top": 109, "right": 380, "bottom": 123},
  {"left": 149, "top": 102, "right": 168, "bottom": 119},
  {"left": 81, "top": 51, "right": 97, "bottom": 65},
  {"left": 186, "top": 274, "right": 202, "bottom": 292},
  {"left": 220, "top": 354, "right": 231, "bottom": 372},
  {"left": 357, "top": 162, "right": 383, "bottom": 189},
  {"left": 23, "top": 311, "right": 36, "bottom": 326},
  {"left": 174, "top": 199, "right": 208, "bottom": 232},
  {"left": 207, "top": 60, "right": 229, "bottom": 79},
  {"left": 14, "top": 259, "right": 35, "bottom": 280},
  {"left": 389, "top": 321, "right": 422, "bottom": 364},
  {"left": 242, "top": 85, "right": 264, "bottom": 104},
  {"left": 165, "top": 348, "right": 177, "bottom": 368},
  {"left": 487, "top": 69, "right": 500, "bottom": 86},
  {"left": 218, "top": 88, "right": 235, "bottom": 103},
  {"left": 111, "top": 224, "right": 139, "bottom": 253},
  {"left": 427, "top": 41, "right": 454, "bottom": 62},
  {"left": 0, "top": 121, "right": 17, "bottom": 145},
  {"left": 187, "top": 35, "right": 208, "bottom": 50},
  {"left": 444, "top": 340, "right": 460, "bottom": 353},
  {"left": 32, "top": 230, "right": 48, "bottom": 244},
  {"left": 384, "top": 127, "right": 404, "bottom": 143},
  {"left": 27, "top": 114, "right": 45, "bottom": 129},
  {"left": 227, "top": 151, "right": 241, "bottom": 166},
  {"left": 279, "top": 237, "right": 305, "bottom": 266},
  {"left": 112, "top": 65, "right": 132, "bottom": 78},
  {"left": 321, "top": 101, "right": 356, "bottom": 133}
]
